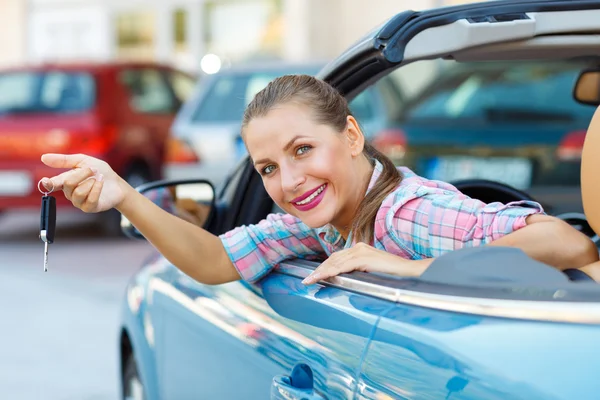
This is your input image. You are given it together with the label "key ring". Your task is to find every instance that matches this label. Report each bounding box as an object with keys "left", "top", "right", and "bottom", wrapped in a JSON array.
[{"left": 38, "top": 179, "right": 55, "bottom": 196}]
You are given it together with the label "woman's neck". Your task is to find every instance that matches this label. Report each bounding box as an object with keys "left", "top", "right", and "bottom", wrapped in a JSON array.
[{"left": 334, "top": 156, "right": 375, "bottom": 240}]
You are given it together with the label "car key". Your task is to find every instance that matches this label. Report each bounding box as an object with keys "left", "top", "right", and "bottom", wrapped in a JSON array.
[{"left": 38, "top": 179, "right": 56, "bottom": 272}]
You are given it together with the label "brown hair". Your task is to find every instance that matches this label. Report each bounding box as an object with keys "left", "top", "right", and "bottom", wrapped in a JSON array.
[{"left": 242, "top": 74, "right": 402, "bottom": 244}]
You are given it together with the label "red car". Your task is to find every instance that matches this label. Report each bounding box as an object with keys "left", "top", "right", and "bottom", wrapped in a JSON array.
[{"left": 0, "top": 61, "right": 197, "bottom": 234}]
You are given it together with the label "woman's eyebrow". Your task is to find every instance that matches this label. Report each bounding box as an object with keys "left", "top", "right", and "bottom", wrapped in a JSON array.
[
  {"left": 253, "top": 135, "right": 310, "bottom": 166},
  {"left": 253, "top": 158, "right": 269, "bottom": 166},
  {"left": 283, "top": 135, "right": 308, "bottom": 152}
]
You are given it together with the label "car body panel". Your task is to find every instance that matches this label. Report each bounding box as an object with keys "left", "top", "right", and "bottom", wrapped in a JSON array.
[
  {"left": 358, "top": 308, "right": 600, "bottom": 399},
  {"left": 131, "top": 263, "right": 379, "bottom": 399}
]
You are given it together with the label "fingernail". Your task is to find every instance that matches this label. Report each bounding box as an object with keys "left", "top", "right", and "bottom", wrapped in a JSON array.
[
  {"left": 42, "top": 178, "right": 50, "bottom": 188},
  {"left": 97, "top": 174, "right": 104, "bottom": 182},
  {"left": 90, "top": 167, "right": 99, "bottom": 174},
  {"left": 302, "top": 273, "right": 320, "bottom": 285}
]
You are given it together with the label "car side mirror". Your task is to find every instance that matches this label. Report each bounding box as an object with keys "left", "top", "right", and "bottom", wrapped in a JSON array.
[
  {"left": 574, "top": 68, "right": 600, "bottom": 105},
  {"left": 120, "top": 179, "right": 216, "bottom": 239}
]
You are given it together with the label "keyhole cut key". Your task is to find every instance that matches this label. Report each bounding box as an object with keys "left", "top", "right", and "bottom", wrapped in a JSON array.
[{"left": 39, "top": 180, "right": 57, "bottom": 272}]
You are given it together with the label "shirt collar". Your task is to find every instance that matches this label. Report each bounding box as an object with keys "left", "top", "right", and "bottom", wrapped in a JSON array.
[{"left": 315, "top": 159, "right": 383, "bottom": 246}]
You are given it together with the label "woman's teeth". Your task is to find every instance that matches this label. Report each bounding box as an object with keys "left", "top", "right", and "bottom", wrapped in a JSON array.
[{"left": 295, "top": 185, "right": 326, "bottom": 205}]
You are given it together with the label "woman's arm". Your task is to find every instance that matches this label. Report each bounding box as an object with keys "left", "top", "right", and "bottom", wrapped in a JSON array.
[
  {"left": 117, "top": 186, "right": 240, "bottom": 284},
  {"left": 42, "top": 153, "right": 327, "bottom": 285},
  {"left": 302, "top": 215, "right": 599, "bottom": 284},
  {"left": 302, "top": 197, "right": 599, "bottom": 284},
  {"left": 406, "top": 214, "right": 599, "bottom": 273},
  {"left": 485, "top": 214, "right": 598, "bottom": 270},
  {"left": 42, "top": 153, "right": 240, "bottom": 285}
]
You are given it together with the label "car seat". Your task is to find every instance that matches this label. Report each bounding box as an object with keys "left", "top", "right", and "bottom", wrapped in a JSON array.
[
  {"left": 569, "top": 104, "right": 600, "bottom": 281},
  {"left": 582, "top": 105, "right": 600, "bottom": 234}
]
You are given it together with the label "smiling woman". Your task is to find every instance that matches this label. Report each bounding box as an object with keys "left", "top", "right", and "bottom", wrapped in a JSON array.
[
  {"left": 104, "top": 3, "right": 600, "bottom": 399},
  {"left": 39, "top": 72, "right": 598, "bottom": 286}
]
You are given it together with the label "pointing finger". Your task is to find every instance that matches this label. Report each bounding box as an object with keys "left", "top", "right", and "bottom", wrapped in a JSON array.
[{"left": 41, "top": 153, "right": 87, "bottom": 169}]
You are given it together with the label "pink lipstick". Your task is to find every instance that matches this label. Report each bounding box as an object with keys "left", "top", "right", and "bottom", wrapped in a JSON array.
[{"left": 291, "top": 184, "right": 327, "bottom": 212}]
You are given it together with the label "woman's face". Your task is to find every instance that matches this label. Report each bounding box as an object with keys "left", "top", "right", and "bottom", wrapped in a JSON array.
[{"left": 244, "top": 102, "right": 369, "bottom": 232}]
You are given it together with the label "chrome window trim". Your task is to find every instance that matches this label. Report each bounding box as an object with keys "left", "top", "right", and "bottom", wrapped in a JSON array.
[{"left": 278, "top": 261, "right": 600, "bottom": 325}]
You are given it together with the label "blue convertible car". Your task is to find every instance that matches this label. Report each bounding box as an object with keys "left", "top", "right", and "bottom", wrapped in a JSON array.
[{"left": 119, "top": 1, "right": 600, "bottom": 399}]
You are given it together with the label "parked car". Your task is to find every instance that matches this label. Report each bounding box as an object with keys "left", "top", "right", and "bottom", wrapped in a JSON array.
[
  {"left": 0, "top": 61, "right": 196, "bottom": 234},
  {"left": 118, "top": 1, "right": 600, "bottom": 399},
  {"left": 168, "top": 61, "right": 405, "bottom": 188},
  {"left": 372, "top": 59, "right": 596, "bottom": 214}
]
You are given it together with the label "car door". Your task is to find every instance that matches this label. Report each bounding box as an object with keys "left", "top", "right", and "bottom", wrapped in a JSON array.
[
  {"left": 117, "top": 66, "right": 180, "bottom": 178},
  {"left": 151, "top": 160, "right": 379, "bottom": 399},
  {"left": 353, "top": 275, "right": 600, "bottom": 400}
]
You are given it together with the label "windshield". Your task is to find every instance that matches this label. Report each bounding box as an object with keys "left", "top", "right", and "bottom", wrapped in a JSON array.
[
  {"left": 0, "top": 71, "right": 96, "bottom": 115},
  {"left": 191, "top": 67, "right": 321, "bottom": 123},
  {"left": 402, "top": 61, "right": 594, "bottom": 122}
]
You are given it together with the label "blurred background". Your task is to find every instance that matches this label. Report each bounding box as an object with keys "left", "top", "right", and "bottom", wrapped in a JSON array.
[
  {"left": 1, "top": 0, "right": 592, "bottom": 398},
  {"left": 1, "top": 0, "right": 472, "bottom": 72}
]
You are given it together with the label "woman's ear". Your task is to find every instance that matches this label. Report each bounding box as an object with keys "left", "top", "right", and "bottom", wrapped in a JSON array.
[{"left": 345, "top": 115, "right": 365, "bottom": 157}]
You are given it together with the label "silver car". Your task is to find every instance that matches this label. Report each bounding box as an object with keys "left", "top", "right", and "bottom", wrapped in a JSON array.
[{"left": 167, "top": 61, "right": 405, "bottom": 188}]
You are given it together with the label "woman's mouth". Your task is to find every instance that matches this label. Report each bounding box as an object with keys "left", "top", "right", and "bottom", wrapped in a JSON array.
[{"left": 291, "top": 184, "right": 327, "bottom": 212}]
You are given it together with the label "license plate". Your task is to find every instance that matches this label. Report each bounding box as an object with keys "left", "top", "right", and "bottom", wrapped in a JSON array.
[
  {"left": 0, "top": 171, "right": 33, "bottom": 196},
  {"left": 425, "top": 156, "right": 533, "bottom": 190}
]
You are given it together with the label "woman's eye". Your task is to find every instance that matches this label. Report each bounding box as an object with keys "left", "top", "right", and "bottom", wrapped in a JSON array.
[
  {"left": 262, "top": 165, "right": 276, "bottom": 175},
  {"left": 296, "top": 145, "right": 312, "bottom": 156}
]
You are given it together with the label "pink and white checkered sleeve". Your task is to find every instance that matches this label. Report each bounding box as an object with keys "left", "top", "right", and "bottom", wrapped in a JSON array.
[
  {"left": 219, "top": 213, "right": 325, "bottom": 282},
  {"left": 388, "top": 187, "right": 545, "bottom": 259}
]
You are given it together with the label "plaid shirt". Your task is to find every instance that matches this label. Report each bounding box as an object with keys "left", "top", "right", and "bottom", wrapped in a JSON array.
[{"left": 219, "top": 161, "right": 544, "bottom": 282}]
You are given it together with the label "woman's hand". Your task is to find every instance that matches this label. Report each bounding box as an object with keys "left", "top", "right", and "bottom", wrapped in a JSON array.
[
  {"left": 40, "top": 153, "right": 131, "bottom": 213},
  {"left": 302, "top": 242, "right": 430, "bottom": 285}
]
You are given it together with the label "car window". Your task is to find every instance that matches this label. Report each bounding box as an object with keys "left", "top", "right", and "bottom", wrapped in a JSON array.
[
  {"left": 190, "top": 67, "right": 320, "bottom": 123},
  {"left": 380, "top": 59, "right": 598, "bottom": 215},
  {"left": 375, "top": 76, "right": 406, "bottom": 118},
  {"left": 349, "top": 91, "right": 375, "bottom": 121},
  {"left": 0, "top": 71, "right": 95, "bottom": 114},
  {"left": 167, "top": 71, "right": 196, "bottom": 103},
  {"left": 218, "top": 158, "right": 247, "bottom": 200},
  {"left": 120, "top": 68, "right": 175, "bottom": 114},
  {"left": 404, "top": 61, "right": 591, "bottom": 121}
]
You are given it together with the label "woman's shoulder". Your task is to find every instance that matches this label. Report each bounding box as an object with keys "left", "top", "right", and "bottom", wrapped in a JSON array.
[
  {"left": 393, "top": 166, "right": 460, "bottom": 197},
  {"left": 375, "top": 166, "right": 464, "bottom": 215}
]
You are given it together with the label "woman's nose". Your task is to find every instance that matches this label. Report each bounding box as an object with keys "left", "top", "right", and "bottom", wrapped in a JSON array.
[{"left": 280, "top": 168, "right": 305, "bottom": 193}]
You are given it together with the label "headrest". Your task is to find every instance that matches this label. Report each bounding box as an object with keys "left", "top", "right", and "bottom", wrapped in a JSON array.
[
  {"left": 575, "top": 69, "right": 600, "bottom": 106},
  {"left": 581, "top": 105, "right": 600, "bottom": 234}
]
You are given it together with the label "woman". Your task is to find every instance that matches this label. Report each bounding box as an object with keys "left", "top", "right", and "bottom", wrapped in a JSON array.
[{"left": 40, "top": 75, "right": 599, "bottom": 285}]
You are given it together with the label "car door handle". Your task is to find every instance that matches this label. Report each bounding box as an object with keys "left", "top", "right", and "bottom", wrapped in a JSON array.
[{"left": 271, "top": 363, "right": 325, "bottom": 400}]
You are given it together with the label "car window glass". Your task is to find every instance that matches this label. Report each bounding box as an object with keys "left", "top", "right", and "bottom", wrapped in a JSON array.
[
  {"left": 376, "top": 77, "right": 406, "bottom": 118},
  {"left": 168, "top": 71, "right": 196, "bottom": 103},
  {"left": 381, "top": 59, "right": 598, "bottom": 215},
  {"left": 120, "top": 68, "right": 174, "bottom": 114},
  {"left": 349, "top": 91, "right": 375, "bottom": 121},
  {"left": 403, "top": 61, "right": 591, "bottom": 120},
  {"left": 0, "top": 71, "right": 95, "bottom": 114},
  {"left": 191, "top": 66, "right": 320, "bottom": 123},
  {"left": 218, "top": 158, "right": 247, "bottom": 201}
]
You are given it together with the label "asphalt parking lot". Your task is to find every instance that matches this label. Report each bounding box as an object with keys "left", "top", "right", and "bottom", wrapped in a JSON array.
[{"left": 0, "top": 210, "right": 155, "bottom": 400}]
